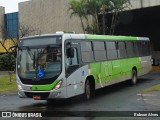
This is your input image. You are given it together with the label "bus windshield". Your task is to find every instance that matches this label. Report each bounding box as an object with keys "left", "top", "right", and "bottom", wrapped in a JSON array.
[{"left": 17, "top": 46, "right": 62, "bottom": 79}]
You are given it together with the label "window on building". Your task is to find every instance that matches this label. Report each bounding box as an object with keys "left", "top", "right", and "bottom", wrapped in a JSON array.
[{"left": 5, "top": 12, "right": 19, "bottom": 39}]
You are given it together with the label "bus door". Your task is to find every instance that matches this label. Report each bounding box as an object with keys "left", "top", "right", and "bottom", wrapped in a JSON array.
[
  {"left": 65, "top": 40, "right": 83, "bottom": 97},
  {"left": 100, "top": 62, "right": 110, "bottom": 82},
  {"left": 106, "top": 41, "right": 121, "bottom": 78},
  {"left": 111, "top": 60, "right": 121, "bottom": 78}
]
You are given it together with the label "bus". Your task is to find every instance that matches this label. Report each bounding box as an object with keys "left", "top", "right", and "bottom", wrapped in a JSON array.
[{"left": 15, "top": 32, "right": 152, "bottom": 100}]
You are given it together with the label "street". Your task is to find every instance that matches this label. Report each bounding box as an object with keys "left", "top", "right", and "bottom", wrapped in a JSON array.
[{"left": 0, "top": 71, "right": 160, "bottom": 119}]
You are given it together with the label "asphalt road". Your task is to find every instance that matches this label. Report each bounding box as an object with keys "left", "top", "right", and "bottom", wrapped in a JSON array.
[{"left": 0, "top": 71, "right": 160, "bottom": 120}]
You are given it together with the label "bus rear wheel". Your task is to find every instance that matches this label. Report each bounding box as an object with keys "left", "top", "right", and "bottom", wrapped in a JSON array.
[
  {"left": 131, "top": 69, "right": 137, "bottom": 85},
  {"left": 84, "top": 79, "right": 94, "bottom": 100}
]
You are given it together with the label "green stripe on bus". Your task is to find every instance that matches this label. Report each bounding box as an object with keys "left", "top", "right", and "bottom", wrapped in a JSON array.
[
  {"left": 32, "top": 79, "right": 59, "bottom": 91},
  {"left": 86, "top": 34, "right": 138, "bottom": 41}
]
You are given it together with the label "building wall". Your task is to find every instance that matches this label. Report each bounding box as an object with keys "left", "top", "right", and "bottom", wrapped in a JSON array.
[
  {"left": 130, "top": 0, "right": 160, "bottom": 9},
  {"left": 0, "top": 6, "right": 5, "bottom": 40},
  {"left": 19, "top": 0, "right": 90, "bottom": 35}
]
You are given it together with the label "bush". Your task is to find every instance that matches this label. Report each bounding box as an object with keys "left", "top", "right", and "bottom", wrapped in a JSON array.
[{"left": 0, "top": 54, "right": 16, "bottom": 71}]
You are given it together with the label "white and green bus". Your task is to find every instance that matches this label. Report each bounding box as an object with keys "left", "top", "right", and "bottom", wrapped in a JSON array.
[{"left": 16, "top": 32, "right": 152, "bottom": 100}]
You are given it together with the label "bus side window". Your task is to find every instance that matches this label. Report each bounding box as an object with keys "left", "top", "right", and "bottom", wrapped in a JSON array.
[
  {"left": 80, "top": 41, "right": 94, "bottom": 63},
  {"left": 126, "top": 42, "right": 135, "bottom": 57},
  {"left": 106, "top": 41, "right": 118, "bottom": 60},
  {"left": 117, "top": 42, "right": 127, "bottom": 59}
]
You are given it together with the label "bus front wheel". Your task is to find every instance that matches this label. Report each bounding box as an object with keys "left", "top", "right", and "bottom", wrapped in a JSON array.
[
  {"left": 131, "top": 69, "right": 137, "bottom": 85},
  {"left": 84, "top": 79, "right": 94, "bottom": 100}
]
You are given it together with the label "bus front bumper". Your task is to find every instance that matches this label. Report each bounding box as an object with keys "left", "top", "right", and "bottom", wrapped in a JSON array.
[{"left": 18, "top": 87, "right": 67, "bottom": 99}]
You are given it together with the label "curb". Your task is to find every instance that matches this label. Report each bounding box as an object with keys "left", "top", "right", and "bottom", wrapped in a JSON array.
[{"left": 0, "top": 92, "right": 17, "bottom": 96}]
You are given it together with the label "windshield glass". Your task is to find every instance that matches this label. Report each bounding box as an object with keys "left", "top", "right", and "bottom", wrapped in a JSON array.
[{"left": 18, "top": 46, "right": 62, "bottom": 79}]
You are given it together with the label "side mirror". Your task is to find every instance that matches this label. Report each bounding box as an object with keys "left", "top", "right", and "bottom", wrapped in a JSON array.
[{"left": 67, "top": 48, "right": 74, "bottom": 58}]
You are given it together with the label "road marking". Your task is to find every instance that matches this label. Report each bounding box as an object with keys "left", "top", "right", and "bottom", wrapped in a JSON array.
[
  {"left": 142, "top": 94, "right": 157, "bottom": 97},
  {"left": 137, "top": 98, "right": 142, "bottom": 100},
  {"left": 137, "top": 93, "right": 157, "bottom": 97},
  {"left": 137, "top": 98, "right": 148, "bottom": 101},
  {"left": 143, "top": 99, "right": 148, "bottom": 101}
]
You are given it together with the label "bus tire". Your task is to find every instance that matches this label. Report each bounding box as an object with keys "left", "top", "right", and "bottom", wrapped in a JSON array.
[
  {"left": 84, "top": 79, "right": 94, "bottom": 100},
  {"left": 131, "top": 69, "right": 137, "bottom": 85}
]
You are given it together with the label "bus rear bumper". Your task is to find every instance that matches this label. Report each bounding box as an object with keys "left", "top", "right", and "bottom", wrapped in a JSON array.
[{"left": 18, "top": 87, "right": 67, "bottom": 99}]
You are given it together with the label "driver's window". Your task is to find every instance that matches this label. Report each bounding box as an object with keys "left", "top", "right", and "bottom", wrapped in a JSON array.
[{"left": 66, "top": 48, "right": 78, "bottom": 69}]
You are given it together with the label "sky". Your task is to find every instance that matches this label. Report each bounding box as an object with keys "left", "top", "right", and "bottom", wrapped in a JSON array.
[{"left": 0, "top": 0, "right": 30, "bottom": 13}]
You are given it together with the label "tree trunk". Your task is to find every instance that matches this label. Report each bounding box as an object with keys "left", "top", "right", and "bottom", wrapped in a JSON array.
[
  {"left": 112, "top": 12, "right": 118, "bottom": 35},
  {"left": 0, "top": 42, "right": 9, "bottom": 52},
  {"left": 110, "top": 12, "right": 115, "bottom": 35},
  {"left": 95, "top": 13, "right": 99, "bottom": 34},
  {"left": 79, "top": 15, "right": 86, "bottom": 34},
  {"left": 102, "top": 13, "right": 106, "bottom": 35}
]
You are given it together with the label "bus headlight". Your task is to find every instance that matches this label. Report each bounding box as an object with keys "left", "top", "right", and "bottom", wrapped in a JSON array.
[
  {"left": 54, "top": 80, "right": 63, "bottom": 90},
  {"left": 17, "top": 84, "right": 22, "bottom": 90}
]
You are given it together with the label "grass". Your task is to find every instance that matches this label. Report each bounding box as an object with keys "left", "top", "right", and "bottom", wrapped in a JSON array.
[
  {"left": 143, "top": 84, "right": 160, "bottom": 93},
  {"left": 0, "top": 74, "right": 17, "bottom": 93}
]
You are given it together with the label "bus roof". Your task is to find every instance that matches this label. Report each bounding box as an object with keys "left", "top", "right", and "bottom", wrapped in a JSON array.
[
  {"left": 21, "top": 33, "right": 149, "bottom": 41},
  {"left": 85, "top": 34, "right": 149, "bottom": 41}
]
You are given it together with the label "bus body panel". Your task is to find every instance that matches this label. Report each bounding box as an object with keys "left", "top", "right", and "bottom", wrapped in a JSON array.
[
  {"left": 66, "top": 65, "right": 89, "bottom": 98},
  {"left": 139, "top": 56, "right": 152, "bottom": 76},
  {"left": 89, "top": 57, "right": 141, "bottom": 90}
]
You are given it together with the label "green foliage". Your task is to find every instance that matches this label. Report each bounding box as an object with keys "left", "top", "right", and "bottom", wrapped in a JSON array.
[
  {"left": 109, "top": 0, "right": 131, "bottom": 34},
  {"left": 0, "top": 74, "right": 16, "bottom": 93},
  {"left": 69, "top": 0, "right": 131, "bottom": 35},
  {"left": 0, "top": 54, "right": 16, "bottom": 71},
  {"left": 69, "top": 0, "right": 88, "bottom": 33}
]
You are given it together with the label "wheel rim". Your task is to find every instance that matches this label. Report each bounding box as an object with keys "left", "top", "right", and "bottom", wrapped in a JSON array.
[{"left": 85, "top": 81, "right": 90, "bottom": 100}]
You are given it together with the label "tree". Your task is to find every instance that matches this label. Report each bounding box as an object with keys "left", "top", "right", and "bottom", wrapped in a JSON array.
[
  {"left": 0, "top": 23, "right": 41, "bottom": 53},
  {"left": 69, "top": 0, "right": 88, "bottom": 34},
  {"left": 69, "top": 0, "right": 131, "bottom": 35},
  {"left": 19, "top": 23, "right": 41, "bottom": 38},
  {"left": 109, "top": 0, "right": 131, "bottom": 35},
  {"left": 0, "top": 54, "right": 15, "bottom": 71},
  {"left": 0, "top": 26, "right": 16, "bottom": 53},
  {"left": 99, "top": 0, "right": 112, "bottom": 35},
  {"left": 86, "top": 0, "right": 102, "bottom": 34}
]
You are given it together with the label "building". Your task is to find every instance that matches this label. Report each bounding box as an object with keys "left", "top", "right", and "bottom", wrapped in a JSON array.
[
  {"left": 0, "top": 7, "right": 18, "bottom": 53},
  {"left": 19, "top": 0, "right": 89, "bottom": 35},
  {"left": 0, "top": 6, "right": 5, "bottom": 40},
  {"left": 18, "top": 0, "right": 160, "bottom": 64},
  {"left": 0, "top": 0, "right": 160, "bottom": 63},
  {"left": 5, "top": 12, "right": 19, "bottom": 39}
]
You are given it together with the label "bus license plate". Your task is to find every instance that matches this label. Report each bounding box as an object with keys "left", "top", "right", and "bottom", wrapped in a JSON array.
[{"left": 33, "top": 95, "right": 41, "bottom": 100}]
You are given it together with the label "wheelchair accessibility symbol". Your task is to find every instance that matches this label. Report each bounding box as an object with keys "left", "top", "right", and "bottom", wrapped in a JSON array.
[{"left": 37, "top": 70, "right": 45, "bottom": 78}]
